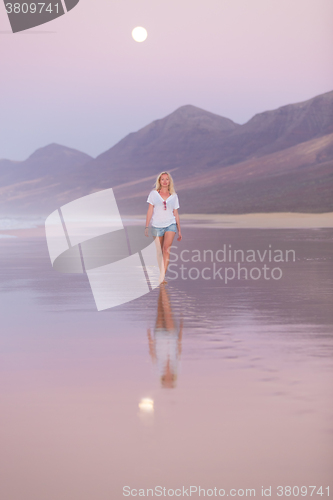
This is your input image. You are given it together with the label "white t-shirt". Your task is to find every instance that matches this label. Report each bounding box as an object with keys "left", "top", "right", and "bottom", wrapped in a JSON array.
[{"left": 147, "top": 190, "right": 180, "bottom": 228}]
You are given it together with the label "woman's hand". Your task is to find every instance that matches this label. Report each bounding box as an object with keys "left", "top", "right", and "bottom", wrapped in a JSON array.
[
  {"left": 144, "top": 227, "right": 149, "bottom": 237},
  {"left": 177, "top": 232, "right": 182, "bottom": 241}
]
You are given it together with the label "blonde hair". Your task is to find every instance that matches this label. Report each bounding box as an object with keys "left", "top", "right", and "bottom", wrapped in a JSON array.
[{"left": 155, "top": 171, "right": 176, "bottom": 195}]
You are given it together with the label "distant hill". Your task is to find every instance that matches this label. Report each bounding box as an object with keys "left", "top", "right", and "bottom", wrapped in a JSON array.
[
  {"left": 0, "top": 144, "right": 93, "bottom": 214},
  {"left": 0, "top": 91, "right": 332, "bottom": 215},
  {"left": 0, "top": 144, "right": 92, "bottom": 185},
  {"left": 113, "top": 132, "right": 333, "bottom": 214},
  {"left": 226, "top": 90, "right": 333, "bottom": 162},
  {"left": 79, "top": 90, "right": 333, "bottom": 183},
  {"left": 66, "top": 105, "right": 240, "bottom": 191}
]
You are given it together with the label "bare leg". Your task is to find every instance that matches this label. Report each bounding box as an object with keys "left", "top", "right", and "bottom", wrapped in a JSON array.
[
  {"left": 161, "top": 231, "right": 176, "bottom": 282},
  {"left": 153, "top": 234, "right": 166, "bottom": 284}
]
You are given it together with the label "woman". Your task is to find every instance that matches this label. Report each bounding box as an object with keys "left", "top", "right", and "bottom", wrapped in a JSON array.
[{"left": 145, "top": 171, "right": 182, "bottom": 284}]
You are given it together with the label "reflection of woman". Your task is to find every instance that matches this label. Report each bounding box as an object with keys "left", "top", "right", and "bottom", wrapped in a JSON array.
[
  {"left": 147, "top": 285, "right": 183, "bottom": 389},
  {"left": 145, "top": 172, "right": 182, "bottom": 284}
]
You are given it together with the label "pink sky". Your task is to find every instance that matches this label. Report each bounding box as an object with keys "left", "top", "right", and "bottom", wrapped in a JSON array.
[{"left": 0, "top": 0, "right": 332, "bottom": 160}]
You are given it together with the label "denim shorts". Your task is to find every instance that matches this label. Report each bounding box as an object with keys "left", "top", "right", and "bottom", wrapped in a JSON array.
[{"left": 151, "top": 223, "right": 177, "bottom": 237}]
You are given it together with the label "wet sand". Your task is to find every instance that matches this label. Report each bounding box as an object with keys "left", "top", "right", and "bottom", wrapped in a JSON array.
[
  {"left": 0, "top": 223, "right": 332, "bottom": 500},
  {"left": 1, "top": 212, "right": 332, "bottom": 240}
]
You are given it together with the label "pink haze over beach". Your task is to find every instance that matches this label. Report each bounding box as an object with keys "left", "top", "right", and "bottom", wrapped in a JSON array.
[{"left": 0, "top": 0, "right": 332, "bottom": 160}]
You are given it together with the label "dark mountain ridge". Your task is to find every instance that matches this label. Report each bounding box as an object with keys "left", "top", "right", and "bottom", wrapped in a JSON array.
[
  {"left": 0, "top": 144, "right": 92, "bottom": 186},
  {"left": 229, "top": 90, "right": 333, "bottom": 160},
  {"left": 70, "top": 90, "right": 333, "bottom": 190},
  {"left": 0, "top": 90, "right": 332, "bottom": 215}
]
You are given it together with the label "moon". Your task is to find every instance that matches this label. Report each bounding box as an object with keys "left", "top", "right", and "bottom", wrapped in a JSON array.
[{"left": 132, "top": 26, "right": 148, "bottom": 43}]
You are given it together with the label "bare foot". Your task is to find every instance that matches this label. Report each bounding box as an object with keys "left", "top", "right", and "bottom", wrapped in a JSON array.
[{"left": 158, "top": 274, "right": 167, "bottom": 285}]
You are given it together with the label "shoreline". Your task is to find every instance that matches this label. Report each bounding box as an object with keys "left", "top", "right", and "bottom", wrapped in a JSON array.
[
  {"left": 128, "top": 212, "right": 333, "bottom": 229},
  {"left": 0, "top": 212, "right": 332, "bottom": 238}
]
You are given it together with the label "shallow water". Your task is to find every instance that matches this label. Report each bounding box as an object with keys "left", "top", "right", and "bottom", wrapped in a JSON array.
[{"left": 0, "top": 227, "right": 332, "bottom": 500}]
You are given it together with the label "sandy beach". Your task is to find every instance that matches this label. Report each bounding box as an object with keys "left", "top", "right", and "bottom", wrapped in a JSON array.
[
  {"left": 0, "top": 223, "right": 332, "bottom": 499},
  {"left": 1, "top": 212, "right": 333, "bottom": 239},
  {"left": 127, "top": 212, "right": 333, "bottom": 229},
  {"left": 179, "top": 212, "right": 333, "bottom": 228}
]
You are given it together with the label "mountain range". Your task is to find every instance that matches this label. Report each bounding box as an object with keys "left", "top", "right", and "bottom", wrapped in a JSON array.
[{"left": 1, "top": 90, "right": 332, "bottom": 215}]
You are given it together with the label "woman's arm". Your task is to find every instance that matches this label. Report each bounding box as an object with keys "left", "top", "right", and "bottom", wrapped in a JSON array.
[
  {"left": 145, "top": 203, "right": 154, "bottom": 236},
  {"left": 173, "top": 209, "right": 182, "bottom": 241}
]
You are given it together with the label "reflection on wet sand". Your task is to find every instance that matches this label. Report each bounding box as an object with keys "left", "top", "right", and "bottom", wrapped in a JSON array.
[
  {"left": 148, "top": 285, "right": 183, "bottom": 388},
  {"left": 0, "top": 227, "right": 332, "bottom": 499}
]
